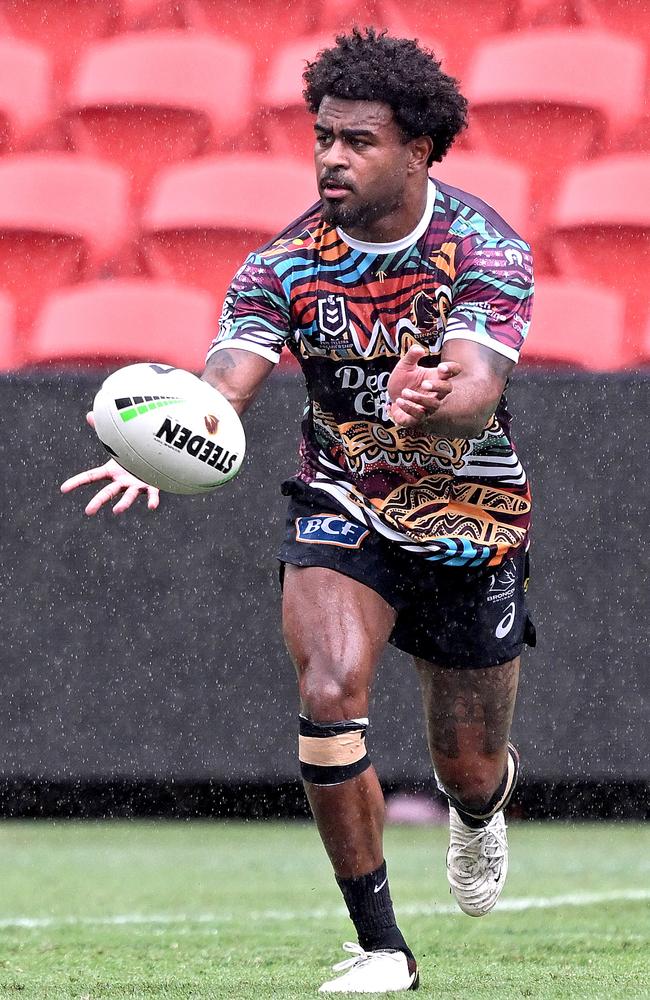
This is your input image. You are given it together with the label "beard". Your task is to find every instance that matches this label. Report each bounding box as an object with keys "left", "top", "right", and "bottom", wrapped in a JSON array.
[{"left": 321, "top": 190, "right": 402, "bottom": 233}]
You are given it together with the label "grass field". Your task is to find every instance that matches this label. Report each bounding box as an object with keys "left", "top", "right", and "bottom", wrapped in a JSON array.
[{"left": 0, "top": 820, "right": 647, "bottom": 999}]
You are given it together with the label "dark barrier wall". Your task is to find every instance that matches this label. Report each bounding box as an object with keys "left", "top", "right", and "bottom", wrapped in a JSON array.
[{"left": 0, "top": 372, "right": 648, "bottom": 783}]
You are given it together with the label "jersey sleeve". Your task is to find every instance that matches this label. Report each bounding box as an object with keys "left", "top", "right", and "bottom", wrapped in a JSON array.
[
  {"left": 205, "top": 254, "right": 291, "bottom": 365},
  {"left": 444, "top": 236, "right": 534, "bottom": 363}
]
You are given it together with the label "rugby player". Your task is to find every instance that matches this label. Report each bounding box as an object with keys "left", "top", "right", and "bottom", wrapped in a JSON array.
[{"left": 62, "top": 29, "right": 536, "bottom": 994}]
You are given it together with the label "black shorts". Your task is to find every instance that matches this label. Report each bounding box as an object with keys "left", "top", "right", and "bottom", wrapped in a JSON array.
[{"left": 278, "top": 479, "right": 536, "bottom": 670}]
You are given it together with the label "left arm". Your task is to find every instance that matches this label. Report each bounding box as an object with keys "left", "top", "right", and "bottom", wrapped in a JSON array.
[
  {"left": 389, "top": 232, "right": 533, "bottom": 438},
  {"left": 388, "top": 340, "right": 514, "bottom": 439}
]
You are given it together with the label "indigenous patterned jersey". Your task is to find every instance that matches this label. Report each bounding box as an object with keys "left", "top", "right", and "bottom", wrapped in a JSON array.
[{"left": 207, "top": 179, "right": 534, "bottom": 568}]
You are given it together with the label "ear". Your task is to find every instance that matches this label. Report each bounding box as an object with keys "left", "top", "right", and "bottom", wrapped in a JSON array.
[{"left": 407, "top": 136, "right": 433, "bottom": 173}]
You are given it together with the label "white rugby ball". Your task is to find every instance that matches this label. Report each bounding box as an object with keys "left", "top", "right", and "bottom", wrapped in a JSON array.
[{"left": 92, "top": 363, "right": 246, "bottom": 494}]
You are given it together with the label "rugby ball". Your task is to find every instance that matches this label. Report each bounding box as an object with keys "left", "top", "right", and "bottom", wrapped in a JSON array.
[{"left": 92, "top": 363, "right": 246, "bottom": 494}]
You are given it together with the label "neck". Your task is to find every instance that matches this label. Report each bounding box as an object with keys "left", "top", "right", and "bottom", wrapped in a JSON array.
[{"left": 344, "top": 181, "right": 429, "bottom": 244}]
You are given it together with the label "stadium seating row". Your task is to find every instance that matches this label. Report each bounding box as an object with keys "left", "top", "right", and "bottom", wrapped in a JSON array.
[
  {"left": 0, "top": 5, "right": 646, "bottom": 374},
  {"left": 0, "top": 0, "right": 648, "bottom": 86},
  {"left": 0, "top": 24, "right": 647, "bottom": 265},
  {"left": 0, "top": 25, "right": 648, "bottom": 167},
  {"left": 0, "top": 276, "right": 646, "bottom": 373},
  {"left": 0, "top": 150, "right": 647, "bottom": 355}
]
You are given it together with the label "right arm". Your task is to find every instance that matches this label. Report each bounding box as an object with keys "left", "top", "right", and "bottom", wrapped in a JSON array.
[
  {"left": 62, "top": 252, "right": 290, "bottom": 515},
  {"left": 60, "top": 349, "right": 273, "bottom": 516},
  {"left": 200, "top": 346, "right": 273, "bottom": 417}
]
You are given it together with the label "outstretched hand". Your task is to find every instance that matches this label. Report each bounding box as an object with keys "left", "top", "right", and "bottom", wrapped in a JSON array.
[
  {"left": 60, "top": 413, "right": 160, "bottom": 516},
  {"left": 388, "top": 345, "right": 461, "bottom": 428}
]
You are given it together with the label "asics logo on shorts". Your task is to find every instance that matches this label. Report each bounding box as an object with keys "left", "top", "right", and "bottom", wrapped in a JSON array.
[
  {"left": 295, "top": 514, "right": 369, "bottom": 549},
  {"left": 495, "top": 602, "right": 516, "bottom": 638}
]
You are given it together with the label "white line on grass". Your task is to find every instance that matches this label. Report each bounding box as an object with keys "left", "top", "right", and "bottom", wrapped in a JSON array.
[{"left": 0, "top": 888, "right": 648, "bottom": 930}]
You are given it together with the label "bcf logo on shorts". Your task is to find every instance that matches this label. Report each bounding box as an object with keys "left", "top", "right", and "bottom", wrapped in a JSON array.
[{"left": 295, "top": 514, "right": 369, "bottom": 549}]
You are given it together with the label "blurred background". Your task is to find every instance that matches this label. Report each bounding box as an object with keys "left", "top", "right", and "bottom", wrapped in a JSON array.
[{"left": 0, "top": 0, "right": 647, "bottom": 821}]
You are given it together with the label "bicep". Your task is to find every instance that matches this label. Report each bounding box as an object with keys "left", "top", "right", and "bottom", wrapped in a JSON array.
[
  {"left": 201, "top": 348, "right": 274, "bottom": 416},
  {"left": 448, "top": 236, "right": 533, "bottom": 368}
]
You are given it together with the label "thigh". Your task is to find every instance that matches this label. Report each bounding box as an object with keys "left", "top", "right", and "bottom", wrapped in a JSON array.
[
  {"left": 391, "top": 549, "right": 535, "bottom": 668},
  {"left": 282, "top": 565, "right": 396, "bottom": 720},
  {"left": 415, "top": 655, "right": 520, "bottom": 761}
]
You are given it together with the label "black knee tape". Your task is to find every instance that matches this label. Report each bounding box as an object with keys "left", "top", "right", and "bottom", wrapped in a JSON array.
[
  {"left": 442, "top": 742, "right": 520, "bottom": 823},
  {"left": 299, "top": 715, "right": 371, "bottom": 786}
]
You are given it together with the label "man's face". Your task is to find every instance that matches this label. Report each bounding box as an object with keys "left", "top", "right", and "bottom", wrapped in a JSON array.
[{"left": 314, "top": 97, "right": 412, "bottom": 234}]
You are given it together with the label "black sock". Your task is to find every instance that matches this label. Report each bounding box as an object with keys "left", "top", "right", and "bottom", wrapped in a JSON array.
[
  {"left": 335, "top": 861, "right": 414, "bottom": 960},
  {"left": 454, "top": 807, "right": 489, "bottom": 829}
]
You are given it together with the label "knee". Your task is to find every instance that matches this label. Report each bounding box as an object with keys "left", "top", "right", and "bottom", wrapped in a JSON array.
[
  {"left": 298, "top": 656, "right": 367, "bottom": 722},
  {"left": 437, "top": 760, "right": 504, "bottom": 812}
]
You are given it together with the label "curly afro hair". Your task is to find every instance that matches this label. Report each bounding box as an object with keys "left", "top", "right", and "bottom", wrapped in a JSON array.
[{"left": 303, "top": 28, "right": 467, "bottom": 165}]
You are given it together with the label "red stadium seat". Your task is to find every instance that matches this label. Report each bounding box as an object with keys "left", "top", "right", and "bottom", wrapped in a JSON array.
[
  {"left": 465, "top": 30, "right": 646, "bottom": 237},
  {"left": 546, "top": 154, "right": 650, "bottom": 354},
  {"left": 515, "top": 0, "right": 584, "bottom": 27},
  {"left": 0, "top": 153, "right": 130, "bottom": 331},
  {"left": 120, "top": 0, "right": 186, "bottom": 29},
  {"left": 615, "top": 115, "right": 650, "bottom": 156},
  {"left": 140, "top": 154, "right": 317, "bottom": 303},
  {"left": 261, "top": 34, "right": 338, "bottom": 161},
  {"left": 374, "top": 1, "right": 516, "bottom": 79},
  {"left": 0, "top": 0, "right": 118, "bottom": 87},
  {"left": 580, "top": 1, "right": 650, "bottom": 57},
  {"left": 66, "top": 31, "right": 254, "bottom": 206},
  {"left": 26, "top": 279, "right": 219, "bottom": 371},
  {"left": 430, "top": 152, "right": 531, "bottom": 240},
  {"left": 0, "top": 37, "right": 53, "bottom": 153},
  {"left": 315, "top": 0, "right": 412, "bottom": 34},
  {"left": 183, "top": 0, "right": 314, "bottom": 80},
  {"left": 521, "top": 278, "right": 631, "bottom": 371},
  {"left": 0, "top": 289, "right": 17, "bottom": 370}
]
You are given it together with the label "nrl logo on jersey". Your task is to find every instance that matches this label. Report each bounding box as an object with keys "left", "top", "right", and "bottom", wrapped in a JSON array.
[{"left": 317, "top": 293, "right": 349, "bottom": 341}]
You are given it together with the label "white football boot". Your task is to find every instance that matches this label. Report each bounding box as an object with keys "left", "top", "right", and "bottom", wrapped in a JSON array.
[
  {"left": 319, "top": 942, "right": 419, "bottom": 993},
  {"left": 446, "top": 806, "right": 509, "bottom": 916}
]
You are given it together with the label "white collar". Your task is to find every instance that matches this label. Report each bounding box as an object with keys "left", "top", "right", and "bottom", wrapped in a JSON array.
[{"left": 337, "top": 179, "right": 436, "bottom": 253}]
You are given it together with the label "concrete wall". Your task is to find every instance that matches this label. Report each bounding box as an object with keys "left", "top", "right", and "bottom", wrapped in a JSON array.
[{"left": 0, "top": 371, "right": 647, "bottom": 782}]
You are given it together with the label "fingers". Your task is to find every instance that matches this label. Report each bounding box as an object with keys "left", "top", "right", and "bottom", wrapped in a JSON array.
[
  {"left": 84, "top": 481, "right": 158, "bottom": 516},
  {"left": 400, "top": 343, "right": 428, "bottom": 368},
  {"left": 400, "top": 349, "right": 461, "bottom": 376},
  {"left": 86, "top": 412, "right": 96, "bottom": 428},
  {"left": 403, "top": 382, "right": 453, "bottom": 404},
  {"left": 112, "top": 485, "right": 143, "bottom": 514},
  {"left": 390, "top": 401, "right": 423, "bottom": 427},
  {"left": 393, "top": 396, "right": 431, "bottom": 419},
  {"left": 438, "top": 361, "right": 462, "bottom": 379},
  {"left": 391, "top": 375, "right": 452, "bottom": 426},
  {"left": 84, "top": 481, "right": 125, "bottom": 516},
  {"left": 111, "top": 485, "right": 160, "bottom": 515},
  {"left": 60, "top": 464, "right": 114, "bottom": 493},
  {"left": 61, "top": 455, "right": 160, "bottom": 516}
]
